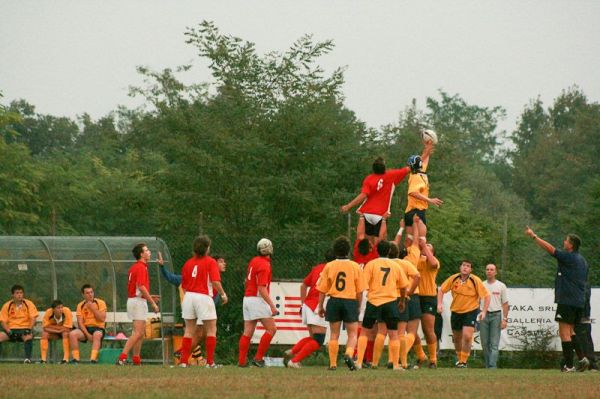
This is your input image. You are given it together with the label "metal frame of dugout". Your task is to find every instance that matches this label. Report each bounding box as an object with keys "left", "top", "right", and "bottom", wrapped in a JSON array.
[{"left": 0, "top": 236, "right": 177, "bottom": 365}]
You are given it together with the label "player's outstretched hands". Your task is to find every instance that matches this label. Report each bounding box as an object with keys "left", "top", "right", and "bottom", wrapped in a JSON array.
[
  {"left": 340, "top": 204, "right": 350, "bottom": 214},
  {"left": 525, "top": 226, "right": 535, "bottom": 238},
  {"left": 157, "top": 251, "right": 164, "bottom": 266},
  {"left": 429, "top": 197, "right": 443, "bottom": 207}
]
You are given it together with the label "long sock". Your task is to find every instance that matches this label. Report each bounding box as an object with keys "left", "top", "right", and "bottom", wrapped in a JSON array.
[
  {"left": 389, "top": 339, "right": 400, "bottom": 368},
  {"left": 413, "top": 340, "right": 427, "bottom": 361},
  {"left": 462, "top": 351, "right": 470, "bottom": 364},
  {"left": 571, "top": 335, "right": 583, "bottom": 359},
  {"left": 24, "top": 340, "right": 32, "bottom": 359},
  {"left": 372, "top": 334, "right": 386, "bottom": 367},
  {"left": 562, "top": 341, "right": 574, "bottom": 368},
  {"left": 400, "top": 336, "right": 407, "bottom": 367},
  {"left": 427, "top": 342, "right": 437, "bottom": 363},
  {"left": 238, "top": 335, "right": 251, "bottom": 365},
  {"left": 356, "top": 335, "right": 368, "bottom": 366},
  {"left": 90, "top": 349, "right": 98, "bottom": 361},
  {"left": 205, "top": 336, "right": 216, "bottom": 365},
  {"left": 132, "top": 355, "right": 141, "bottom": 365},
  {"left": 401, "top": 333, "right": 415, "bottom": 367},
  {"left": 180, "top": 337, "right": 192, "bottom": 365},
  {"left": 328, "top": 340, "right": 339, "bottom": 368},
  {"left": 62, "top": 338, "right": 70, "bottom": 361},
  {"left": 72, "top": 349, "right": 80, "bottom": 361},
  {"left": 118, "top": 351, "right": 128, "bottom": 361},
  {"left": 353, "top": 327, "right": 362, "bottom": 357},
  {"left": 292, "top": 337, "right": 313, "bottom": 354},
  {"left": 255, "top": 332, "right": 273, "bottom": 361},
  {"left": 292, "top": 338, "right": 320, "bottom": 363},
  {"left": 40, "top": 339, "right": 49, "bottom": 361},
  {"left": 365, "top": 340, "right": 375, "bottom": 363},
  {"left": 344, "top": 345, "right": 354, "bottom": 359}
]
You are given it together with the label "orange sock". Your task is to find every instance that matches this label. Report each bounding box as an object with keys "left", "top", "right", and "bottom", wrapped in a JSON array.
[
  {"left": 356, "top": 335, "right": 368, "bottom": 366},
  {"left": 462, "top": 351, "right": 470, "bottom": 364},
  {"left": 62, "top": 338, "right": 70, "bottom": 361},
  {"left": 328, "top": 340, "right": 339, "bottom": 368},
  {"left": 427, "top": 342, "right": 437, "bottom": 363},
  {"left": 90, "top": 349, "right": 98, "bottom": 361},
  {"left": 389, "top": 339, "right": 400, "bottom": 369},
  {"left": 400, "top": 336, "right": 408, "bottom": 368},
  {"left": 40, "top": 339, "right": 49, "bottom": 361},
  {"left": 372, "top": 333, "right": 386, "bottom": 367},
  {"left": 413, "top": 340, "right": 427, "bottom": 361},
  {"left": 72, "top": 349, "right": 80, "bottom": 361}
]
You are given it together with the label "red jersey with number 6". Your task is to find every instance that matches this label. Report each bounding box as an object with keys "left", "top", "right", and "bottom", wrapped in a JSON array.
[
  {"left": 358, "top": 167, "right": 409, "bottom": 216},
  {"left": 303, "top": 263, "right": 326, "bottom": 311},
  {"left": 127, "top": 261, "right": 150, "bottom": 298},
  {"left": 181, "top": 256, "right": 221, "bottom": 296},
  {"left": 244, "top": 256, "right": 272, "bottom": 297}
]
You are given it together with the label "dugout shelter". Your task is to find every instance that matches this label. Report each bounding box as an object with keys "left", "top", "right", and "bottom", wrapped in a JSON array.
[{"left": 0, "top": 236, "right": 177, "bottom": 364}]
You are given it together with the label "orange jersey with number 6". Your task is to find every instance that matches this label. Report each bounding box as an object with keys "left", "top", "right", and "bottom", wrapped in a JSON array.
[{"left": 317, "top": 259, "right": 364, "bottom": 299}]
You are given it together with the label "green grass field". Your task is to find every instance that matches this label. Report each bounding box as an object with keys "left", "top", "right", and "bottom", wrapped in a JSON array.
[{"left": 0, "top": 364, "right": 599, "bottom": 399}]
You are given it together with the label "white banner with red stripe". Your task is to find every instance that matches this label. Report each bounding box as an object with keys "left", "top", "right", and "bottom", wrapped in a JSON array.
[{"left": 252, "top": 282, "right": 599, "bottom": 351}]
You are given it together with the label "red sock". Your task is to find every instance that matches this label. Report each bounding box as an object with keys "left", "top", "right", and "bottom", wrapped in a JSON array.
[
  {"left": 365, "top": 340, "right": 375, "bottom": 363},
  {"left": 354, "top": 327, "right": 362, "bottom": 357},
  {"left": 132, "top": 355, "right": 141, "bottom": 365},
  {"left": 205, "top": 336, "right": 217, "bottom": 365},
  {"left": 255, "top": 332, "right": 273, "bottom": 361},
  {"left": 292, "top": 337, "right": 313, "bottom": 354},
  {"left": 118, "top": 352, "right": 128, "bottom": 361},
  {"left": 292, "top": 338, "right": 320, "bottom": 363},
  {"left": 180, "top": 337, "right": 192, "bottom": 365},
  {"left": 238, "top": 335, "right": 251, "bottom": 365}
]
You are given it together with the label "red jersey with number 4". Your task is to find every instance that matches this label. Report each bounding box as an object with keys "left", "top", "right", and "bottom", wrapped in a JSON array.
[
  {"left": 181, "top": 256, "right": 221, "bottom": 296},
  {"left": 357, "top": 167, "right": 409, "bottom": 216},
  {"left": 244, "top": 256, "right": 272, "bottom": 297},
  {"left": 127, "top": 261, "right": 150, "bottom": 298},
  {"left": 303, "top": 263, "right": 326, "bottom": 311},
  {"left": 353, "top": 239, "right": 379, "bottom": 268}
]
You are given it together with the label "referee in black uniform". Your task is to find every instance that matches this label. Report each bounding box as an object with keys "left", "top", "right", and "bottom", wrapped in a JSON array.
[{"left": 525, "top": 226, "right": 588, "bottom": 372}]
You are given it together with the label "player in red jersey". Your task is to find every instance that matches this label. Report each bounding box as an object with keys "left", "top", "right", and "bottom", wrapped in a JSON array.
[
  {"left": 238, "top": 238, "right": 278, "bottom": 368},
  {"left": 283, "top": 249, "right": 336, "bottom": 368},
  {"left": 117, "top": 243, "right": 160, "bottom": 366},
  {"left": 178, "top": 235, "right": 227, "bottom": 368}
]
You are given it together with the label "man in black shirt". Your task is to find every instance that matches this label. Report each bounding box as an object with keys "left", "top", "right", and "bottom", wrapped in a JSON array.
[{"left": 525, "top": 227, "right": 588, "bottom": 372}]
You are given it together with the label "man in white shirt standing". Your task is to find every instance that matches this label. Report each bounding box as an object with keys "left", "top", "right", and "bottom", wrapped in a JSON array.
[{"left": 480, "top": 263, "right": 509, "bottom": 368}]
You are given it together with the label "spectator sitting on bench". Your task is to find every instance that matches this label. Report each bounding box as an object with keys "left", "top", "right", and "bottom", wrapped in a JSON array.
[
  {"left": 0, "top": 284, "right": 39, "bottom": 364},
  {"left": 69, "top": 284, "right": 106, "bottom": 364},
  {"left": 40, "top": 299, "right": 73, "bottom": 364}
]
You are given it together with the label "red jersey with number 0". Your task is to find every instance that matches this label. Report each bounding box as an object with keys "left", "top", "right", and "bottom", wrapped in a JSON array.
[
  {"left": 181, "top": 256, "right": 221, "bottom": 296},
  {"left": 357, "top": 167, "right": 409, "bottom": 215},
  {"left": 244, "top": 256, "right": 272, "bottom": 297},
  {"left": 127, "top": 261, "right": 150, "bottom": 298},
  {"left": 303, "top": 263, "right": 326, "bottom": 311},
  {"left": 353, "top": 239, "right": 379, "bottom": 268}
]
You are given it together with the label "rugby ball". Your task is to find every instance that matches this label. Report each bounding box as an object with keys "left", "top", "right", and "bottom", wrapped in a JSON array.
[{"left": 421, "top": 129, "right": 438, "bottom": 145}]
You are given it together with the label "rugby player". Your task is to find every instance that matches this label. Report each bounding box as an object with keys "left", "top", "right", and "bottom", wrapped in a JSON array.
[
  {"left": 40, "top": 299, "right": 73, "bottom": 364},
  {"left": 0, "top": 285, "right": 38, "bottom": 363},
  {"left": 69, "top": 284, "right": 107, "bottom": 363}
]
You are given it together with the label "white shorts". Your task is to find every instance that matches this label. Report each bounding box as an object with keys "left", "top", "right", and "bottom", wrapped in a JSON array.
[
  {"left": 363, "top": 213, "right": 383, "bottom": 226},
  {"left": 358, "top": 291, "right": 368, "bottom": 322},
  {"left": 243, "top": 296, "right": 272, "bottom": 321},
  {"left": 182, "top": 292, "right": 217, "bottom": 324},
  {"left": 301, "top": 303, "right": 328, "bottom": 328},
  {"left": 127, "top": 297, "right": 148, "bottom": 321}
]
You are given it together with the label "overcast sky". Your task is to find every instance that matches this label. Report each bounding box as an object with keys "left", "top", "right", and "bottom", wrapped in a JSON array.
[{"left": 1, "top": 1, "right": 599, "bottom": 134}]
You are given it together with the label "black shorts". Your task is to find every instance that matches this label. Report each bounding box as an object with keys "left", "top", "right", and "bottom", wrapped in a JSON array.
[
  {"left": 399, "top": 295, "right": 422, "bottom": 322},
  {"left": 404, "top": 209, "right": 427, "bottom": 227},
  {"left": 325, "top": 297, "right": 359, "bottom": 323},
  {"left": 362, "top": 300, "right": 400, "bottom": 330},
  {"left": 1, "top": 328, "right": 32, "bottom": 342},
  {"left": 555, "top": 304, "right": 583, "bottom": 325},
  {"left": 82, "top": 326, "right": 105, "bottom": 342},
  {"left": 419, "top": 296, "right": 437, "bottom": 315},
  {"left": 451, "top": 309, "right": 479, "bottom": 331},
  {"left": 364, "top": 218, "right": 383, "bottom": 237}
]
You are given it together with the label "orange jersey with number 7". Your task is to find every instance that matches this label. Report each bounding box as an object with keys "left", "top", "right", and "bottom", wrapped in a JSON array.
[
  {"left": 317, "top": 259, "right": 364, "bottom": 299},
  {"left": 363, "top": 258, "right": 409, "bottom": 306}
]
